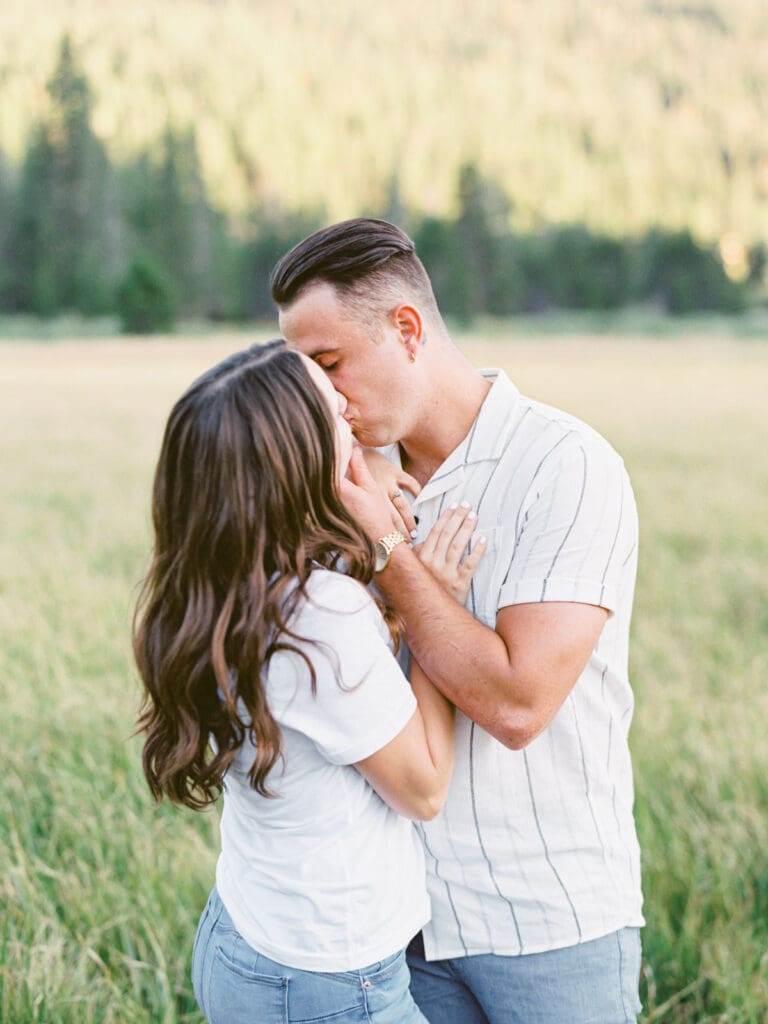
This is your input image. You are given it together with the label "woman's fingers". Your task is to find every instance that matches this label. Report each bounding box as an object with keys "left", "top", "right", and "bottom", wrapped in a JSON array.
[
  {"left": 430, "top": 503, "right": 474, "bottom": 563},
  {"left": 417, "top": 510, "right": 444, "bottom": 562},
  {"left": 459, "top": 535, "right": 487, "bottom": 579},
  {"left": 390, "top": 489, "right": 418, "bottom": 537},
  {"left": 421, "top": 504, "right": 458, "bottom": 562},
  {"left": 446, "top": 508, "right": 478, "bottom": 563},
  {"left": 414, "top": 501, "right": 487, "bottom": 602},
  {"left": 419, "top": 503, "right": 476, "bottom": 567}
]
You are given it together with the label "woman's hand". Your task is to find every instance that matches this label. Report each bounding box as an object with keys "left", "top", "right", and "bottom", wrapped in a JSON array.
[
  {"left": 361, "top": 448, "right": 421, "bottom": 539},
  {"left": 415, "top": 503, "right": 487, "bottom": 604}
]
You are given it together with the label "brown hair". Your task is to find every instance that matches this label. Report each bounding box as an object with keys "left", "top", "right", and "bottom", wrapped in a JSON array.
[
  {"left": 133, "top": 340, "right": 392, "bottom": 810},
  {"left": 270, "top": 218, "right": 439, "bottom": 326}
]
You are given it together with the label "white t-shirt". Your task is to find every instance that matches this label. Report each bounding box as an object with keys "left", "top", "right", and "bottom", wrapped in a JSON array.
[
  {"left": 215, "top": 569, "right": 429, "bottom": 972},
  {"left": 383, "top": 369, "right": 644, "bottom": 959}
]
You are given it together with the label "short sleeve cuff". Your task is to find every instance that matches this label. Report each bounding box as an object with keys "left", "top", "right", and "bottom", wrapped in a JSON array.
[
  {"left": 498, "top": 576, "right": 619, "bottom": 613},
  {"left": 323, "top": 688, "right": 418, "bottom": 766}
]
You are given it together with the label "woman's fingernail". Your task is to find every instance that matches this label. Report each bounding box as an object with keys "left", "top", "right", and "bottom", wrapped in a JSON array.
[
  {"left": 460, "top": 500, "right": 471, "bottom": 509},
  {"left": 468, "top": 510, "right": 477, "bottom": 520},
  {"left": 477, "top": 536, "right": 487, "bottom": 545},
  {"left": 410, "top": 529, "right": 418, "bottom": 538},
  {"left": 448, "top": 502, "right": 458, "bottom": 510}
]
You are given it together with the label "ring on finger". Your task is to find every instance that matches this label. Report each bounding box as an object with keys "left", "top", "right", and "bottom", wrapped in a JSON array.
[{"left": 391, "top": 488, "right": 402, "bottom": 499}]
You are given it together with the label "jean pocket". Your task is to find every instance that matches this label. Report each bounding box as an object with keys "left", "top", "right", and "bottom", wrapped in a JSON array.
[
  {"left": 191, "top": 895, "right": 219, "bottom": 1015},
  {"left": 362, "top": 948, "right": 405, "bottom": 984},
  {"left": 207, "top": 944, "right": 288, "bottom": 1024},
  {"left": 285, "top": 967, "right": 365, "bottom": 1023},
  {"left": 191, "top": 899, "right": 212, "bottom": 970}
]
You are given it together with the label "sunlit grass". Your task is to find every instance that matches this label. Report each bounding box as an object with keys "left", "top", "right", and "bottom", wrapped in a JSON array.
[{"left": 1, "top": 333, "right": 767, "bottom": 1022}]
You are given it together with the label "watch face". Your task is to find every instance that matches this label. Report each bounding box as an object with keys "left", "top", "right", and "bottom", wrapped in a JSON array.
[{"left": 374, "top": 539, "right": 389, "bottom": 572}]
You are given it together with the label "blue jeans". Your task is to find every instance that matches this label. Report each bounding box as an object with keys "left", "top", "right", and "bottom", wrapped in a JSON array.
[
  {"left": 406, "top": 928, "right": 642, "bottom": 1024},
  {"left": 191, "top": 887, "right": 428, "bottom": 1023}
]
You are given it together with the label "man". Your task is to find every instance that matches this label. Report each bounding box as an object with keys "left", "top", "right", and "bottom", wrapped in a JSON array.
[{"left": 271, "top": 219, "right": 643, "bottom": 1023}]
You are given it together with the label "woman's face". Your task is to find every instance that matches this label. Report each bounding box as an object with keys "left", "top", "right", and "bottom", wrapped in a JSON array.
[{"left": 301, "top": 354, "right": 354, "bottom": 480}]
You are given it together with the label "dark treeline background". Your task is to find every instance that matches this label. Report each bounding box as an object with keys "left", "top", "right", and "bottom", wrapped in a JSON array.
[{"left": 1, "top": 1, "right": 767, "bottom": 330}]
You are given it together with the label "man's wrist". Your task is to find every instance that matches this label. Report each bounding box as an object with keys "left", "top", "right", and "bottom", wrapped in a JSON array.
[{"left": 373, "top": 530, "right": 407, "bottom": 572}]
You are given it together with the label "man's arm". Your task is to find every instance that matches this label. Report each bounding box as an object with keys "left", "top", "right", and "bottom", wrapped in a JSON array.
[
  {"left": 340, "top": 446, "right": 610, "bottom": 750},
  {"left": 377, "top": 540, "right": 607, "bottom": 749}
]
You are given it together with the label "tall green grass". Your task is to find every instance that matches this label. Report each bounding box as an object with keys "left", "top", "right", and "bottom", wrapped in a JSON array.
[{"left": 1, "top": 334, "right": 767, "bottom": 1022}]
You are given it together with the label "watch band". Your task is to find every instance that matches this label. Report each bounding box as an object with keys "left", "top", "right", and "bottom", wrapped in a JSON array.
[
  {"left": 374, "top": 530, "right": 406, "bottom": 572},
  {"left": 378, "top": 530, "right": 406, "bottom": 556}
]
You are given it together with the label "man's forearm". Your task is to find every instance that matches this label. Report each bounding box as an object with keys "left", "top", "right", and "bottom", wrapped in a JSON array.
[
  {"left": 338, "top": 446, "right": 598, "bottom": 746},
  {"left": 378, "top": 545, "right": 529, "bottom": 745}
]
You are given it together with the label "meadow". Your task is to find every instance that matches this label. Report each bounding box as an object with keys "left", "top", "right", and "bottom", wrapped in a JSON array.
[{"left": 1, "top": 331, "right": 767, "bottom": 1023}]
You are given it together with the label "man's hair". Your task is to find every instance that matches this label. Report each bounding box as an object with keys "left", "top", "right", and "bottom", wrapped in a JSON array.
[{"left": 270, "top": 218, "right": 440, "bottom": 325}]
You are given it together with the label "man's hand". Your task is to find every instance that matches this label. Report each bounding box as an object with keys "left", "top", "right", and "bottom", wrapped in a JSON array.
[
  {"left": 339, "top": 447, "right": 403, "bottom": 541},
  {"left": 415, "top": 503, "right": 487, "bottom": 604},
  {"left": 361, "top": 448, "right": 421, "bottom": 538}
]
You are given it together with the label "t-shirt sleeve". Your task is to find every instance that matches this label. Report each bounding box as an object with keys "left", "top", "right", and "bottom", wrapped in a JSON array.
[
  {"left": 272, "top": 573, "right": 417, "bottom": 766},
  {"left": 497, "top": 439, "right": 638, "bottom": 614}
]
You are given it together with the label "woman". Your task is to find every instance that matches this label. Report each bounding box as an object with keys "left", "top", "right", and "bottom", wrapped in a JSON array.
[{"left": 133, "top": 340, "right": 482, "bottom": 1023}]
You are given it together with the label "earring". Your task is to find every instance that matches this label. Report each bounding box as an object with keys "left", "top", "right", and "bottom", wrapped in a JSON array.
[{"left": 409, "top": 351, "right": 416, "bottom": 363}]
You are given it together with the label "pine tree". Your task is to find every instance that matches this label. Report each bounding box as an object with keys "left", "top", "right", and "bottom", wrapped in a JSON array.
[
  {"left": 124, "top": 127, "right": 220, "bottom": 318},
  {"left": 453, "top": 163, "right": 515, "bottom": 322},
  {"left": 0, "top": 151, "right": 20, "bottom": 309},
  {"left": 117, "top": 253, "right": 177, "bottom": 334},
  {"left": 11, "top": 125, "right": 59, "bottom": 315},
  {"left": 7, "top": 34, "right": 122, "bottom": 315}
]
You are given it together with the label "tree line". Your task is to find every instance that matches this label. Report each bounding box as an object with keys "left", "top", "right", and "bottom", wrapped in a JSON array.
[
  {"left": 3, "top": 0, "right": 767, "bottom": 243},
  {"left": 0, "top": 37, "right": 763, "bottom": 332}
]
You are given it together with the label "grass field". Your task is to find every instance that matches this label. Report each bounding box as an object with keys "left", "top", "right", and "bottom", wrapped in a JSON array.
[{"left": 1, "top": 332, "right": 767, "bottom": 1023}]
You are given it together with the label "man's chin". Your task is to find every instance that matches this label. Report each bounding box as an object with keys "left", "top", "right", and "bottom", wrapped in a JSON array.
[{"left": 352, "top": 426, "right": 396, "bottom": 450}]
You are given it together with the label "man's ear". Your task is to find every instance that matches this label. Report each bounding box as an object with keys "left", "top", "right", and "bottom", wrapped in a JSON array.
[{"left": 391, "top": 304, "right": 423, "bottom": 362}]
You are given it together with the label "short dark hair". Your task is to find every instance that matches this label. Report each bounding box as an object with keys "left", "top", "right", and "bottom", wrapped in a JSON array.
[{"left": 270, "top": 218, "right": 439, "bottom": 323}]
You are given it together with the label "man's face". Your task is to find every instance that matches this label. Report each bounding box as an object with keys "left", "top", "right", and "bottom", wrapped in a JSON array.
[{"left": 279, "top": 281, "right": 417, "bottom": 448}]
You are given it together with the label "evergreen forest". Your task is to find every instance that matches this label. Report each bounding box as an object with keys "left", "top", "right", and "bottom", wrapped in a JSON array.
[{"left": 0, "top": 0, "right": 766, "bottom": 329}]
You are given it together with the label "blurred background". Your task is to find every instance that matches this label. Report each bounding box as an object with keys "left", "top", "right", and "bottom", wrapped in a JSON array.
[
  {"left": 0, "top": 0, "right": 766, "bottom": 332},
  {"left": 2, "top": 4, "right": 768, "bottom": 1024}
]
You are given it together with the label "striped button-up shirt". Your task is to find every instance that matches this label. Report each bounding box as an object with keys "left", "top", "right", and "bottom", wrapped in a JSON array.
[{"left": 391, "top": 368, "right": 643, "bottom": 959}]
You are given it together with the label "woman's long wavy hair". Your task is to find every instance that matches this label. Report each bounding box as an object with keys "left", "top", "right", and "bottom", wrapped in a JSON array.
[{"left": 133, "top": 340, "right": 393, "bottom": 809}]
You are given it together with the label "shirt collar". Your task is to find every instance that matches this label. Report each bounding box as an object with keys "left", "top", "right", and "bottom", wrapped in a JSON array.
[{"left": 379, "top": 369, "right": 520, "bottom": 506}]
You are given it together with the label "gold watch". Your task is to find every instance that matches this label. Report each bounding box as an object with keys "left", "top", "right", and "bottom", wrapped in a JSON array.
[{"left": 373, "top": 530, "right": 406, "bottom": 572}]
